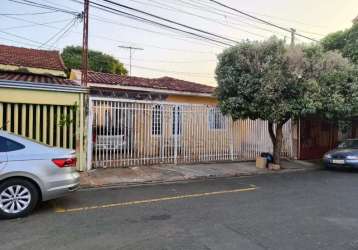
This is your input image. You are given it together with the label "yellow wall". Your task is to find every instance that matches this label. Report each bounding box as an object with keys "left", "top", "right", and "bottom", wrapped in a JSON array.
[
  {"left": 0, "top": 88, "right": 80, "bottom": 105},
  {"left": 69, "top": 70, "right": 79, "bottom": 81},
  {"left": 166, "top": 95, "right": 217, "bottom": 105},
  {"left": 0, "top": 90, "right": 87, "bottom": 171}
]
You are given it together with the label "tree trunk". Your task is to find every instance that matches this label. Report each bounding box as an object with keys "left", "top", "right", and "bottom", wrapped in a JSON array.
[
  {"left": 268, "top": 122, "right": 284, "bottom": 165},
  {"left": 273, "top": 124, "right": 283, "bottom": 165}
]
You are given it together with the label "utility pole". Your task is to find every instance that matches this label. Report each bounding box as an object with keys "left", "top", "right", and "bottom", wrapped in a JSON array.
[
  {"left": 290, "top": 28, "right": 296, "bottom": 47},
  {"left": 81, "top": 0, "right": 89, "bottom": 171},
  {"left": 117, "top": 45, "right": 143, "bottom": 76},
  {"left": 81, "top": 0, "right": 89, "bottom": 86}
]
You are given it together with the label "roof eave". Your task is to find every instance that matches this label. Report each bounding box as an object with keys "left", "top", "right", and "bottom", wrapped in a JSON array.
[
  {"left": 87, "top": 82, "right": 214, "bottom": 97},
  {"left": 0, "top": 64, "right": 66, "bottom": 77},
  {"left": 0, "top": 79, "right": 88, "bottom": 93}
]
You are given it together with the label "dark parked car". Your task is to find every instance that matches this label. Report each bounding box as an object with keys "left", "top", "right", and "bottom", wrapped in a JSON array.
[{"left": 323, "top": 139, "right": 358, "bottom": 169}]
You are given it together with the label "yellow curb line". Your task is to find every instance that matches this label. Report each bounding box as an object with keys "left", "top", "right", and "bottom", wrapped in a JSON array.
[{"left": 54, "top": 186, "right": 257, "bottom": 213}]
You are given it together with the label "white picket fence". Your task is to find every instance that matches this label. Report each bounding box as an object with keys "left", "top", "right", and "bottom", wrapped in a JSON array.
[{"left": 87, "top": 97, "right": 293, "bottom": 169}]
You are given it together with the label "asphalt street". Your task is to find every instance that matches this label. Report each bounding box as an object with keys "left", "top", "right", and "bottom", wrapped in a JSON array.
[{"left": 1, "top": 169, "right": 358, "bottom": 250}]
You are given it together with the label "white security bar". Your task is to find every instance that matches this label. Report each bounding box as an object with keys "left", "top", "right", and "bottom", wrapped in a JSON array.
[{"left": 89, "top": 98, "right": 293, "bottom": 168}]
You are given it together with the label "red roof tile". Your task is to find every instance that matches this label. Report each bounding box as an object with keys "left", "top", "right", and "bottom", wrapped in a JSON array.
[
  {"left": 0, "top": 71, "right": 77, "bottom": 86},
  {"left": 86, "top": 71, "right": 215, "bottom": 94},
  {"left": 0, "top": 44, "right": 65, "bottom": 71}
]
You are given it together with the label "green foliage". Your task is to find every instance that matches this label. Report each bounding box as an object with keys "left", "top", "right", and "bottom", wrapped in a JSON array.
[
  {"left": 61, "top": 46, "right": 128, "bottom": 75},
  {"left": 302, "top": 45, "right": 358, "bottom": 120},
  {"left": 215, "top": 37, "right": 358, "bottom": 163},
  {"left": 58, "top": 102, "right": 79, "bottom": 127},
  {"left": 321, "top": 24, "right": 358, "bottom": 64},
  {"left": 215, "top": 38, "right": 316, "bottom": 124},
  {"left": 321, "top": 30, "right": 347, "bottom": 51},
  {"left": 216, "top": 38, "right": 358, "bottom": 123}
]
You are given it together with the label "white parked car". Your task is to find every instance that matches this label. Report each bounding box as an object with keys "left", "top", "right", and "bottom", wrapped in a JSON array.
[
  {"left": 93, "top": 126, "right": 130, "bottom": 151},
  {"left": 0, "top": 131, "right": 80, "bottom": 219}
]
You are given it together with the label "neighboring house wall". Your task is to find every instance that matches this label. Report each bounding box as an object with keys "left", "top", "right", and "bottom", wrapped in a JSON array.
[
  {"left": 0, "top": 87, "right": 80, "bottom": 105},
  {"left": 165, "top": 95, "right": 217, "bottom": 105},
  {"left": 0, "top": 44, "right": 90, "bottom": 169},
  {"left": 0, "top": 83, "right": 88, "bottom": 171}
]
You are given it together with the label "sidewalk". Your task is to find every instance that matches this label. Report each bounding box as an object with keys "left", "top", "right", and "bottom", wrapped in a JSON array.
[{"left": 80, "top": 160, "right": 320, "bottom": 188}]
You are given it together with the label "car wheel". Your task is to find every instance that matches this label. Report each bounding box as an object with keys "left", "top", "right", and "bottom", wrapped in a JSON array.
[{"left": 0, "top": 178, "right": 39, "bottom": 219}]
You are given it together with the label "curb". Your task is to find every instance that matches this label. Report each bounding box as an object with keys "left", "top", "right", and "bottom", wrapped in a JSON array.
[{"left": 79, "top": 167, "right": 317, "bottom": 191}]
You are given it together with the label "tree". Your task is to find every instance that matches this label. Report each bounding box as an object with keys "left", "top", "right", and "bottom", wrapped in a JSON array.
[
  {"left": 303, "top": 46, "right": 358, "bottom": 121},
  {"left": 321, "top": 24, "right": 358, "bottom": 64},
  {"left": 61, "top": 46, "right": 128, "bottom": 75},
  {"left": 215, "top": 38, "right": 358, "bottom": 165}
]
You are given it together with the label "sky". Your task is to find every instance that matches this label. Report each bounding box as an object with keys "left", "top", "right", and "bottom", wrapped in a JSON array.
[{"left": 0, "top": 0, "right": 357, "bottom": 86}]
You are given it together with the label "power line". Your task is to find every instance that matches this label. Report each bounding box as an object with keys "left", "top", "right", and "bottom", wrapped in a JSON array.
[
  {"left": 156, "top": 0, "right": 287, "bottom": 37},
  {"left": 295, "top": 29, "right": 325, "bottom": 37},
  {"left": 157, "top": 0, "right": 288, "bottom": 38},
  {"left": 11, "top": 0, "right": 220, "bottom": 45},
  {"left": 74, "top": 0, "right": 235, "bottom": 47},
  {"left": 0, "top": 29, "right": 59, "bottom": 49},
  {"left": 189, "top": 0, "right": 327, "bottom": 29},
  {"left": 125, "top": 63, "right": 215, "bottom": 78},
  {"left": 87, "top": 31, "right": 220, "bottom": 54},
  {"left": 90, "top": 2, "right": 232, "bottom": 47},
  {"left": 38, "top": 18, "right": 78, "bottom": 48},
  {"left": 174, "top": 0, "right": 318, "bottom": 42},
  {"left": 205, "top": 0, "right": 319, "bottom": 42},
  {"left": 90, "top": 16, "right": 225, "bottom": 49},
  {"left": 71, "top": 0, "right": 229, "bottom": 48},
  {"left": 242, "top": 10, "right": 328, "bottom": 29},
  {"left": 0, "top": 17, "right": 74, "bottom": 30},
  {"left": 9, "top": 0, "right": 80, "bottom": 16},
  {"left": 166, "top": 0, "right": 279, "bottom": 30},
  {"left": 0, "top": 35, "right": 43, "bottom": 47},
  {"left": 127, "top": 0, "right": 267, "bottom": 39},
  {"left": 117, "top": 56, "right": 217, "bottom": 64},
  {"left": 97, "top": 0, "right": 240, "bottom": 44},
  {"left": 1, "top": 13, "right": 220, "bottom": 55},
  {"left": 92, "top": 34, "right": 220, "bottom": 54},
  {"left": 61, "top": 0, "right": 228, "bottom": 47},
  {"left": 0, "top": 10, "right": 57, "bottom": 16},
  {"left": 9, "top": 0, "right": 229, "bottom": 50},
  {"left": 48, "top": 18, "right": 80, "bottom": 48},
  {"left": 70, "top": 0, "right": 231, "bottom": 49}
]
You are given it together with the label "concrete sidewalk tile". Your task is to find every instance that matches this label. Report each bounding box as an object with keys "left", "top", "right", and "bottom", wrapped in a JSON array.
[{"left": 79, "top": 160, "right": 320, "bottom": 188}]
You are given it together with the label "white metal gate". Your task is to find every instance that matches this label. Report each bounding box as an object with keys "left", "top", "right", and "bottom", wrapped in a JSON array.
[{"left": 88, "top": 97, "right": 293, "bottom": 169}]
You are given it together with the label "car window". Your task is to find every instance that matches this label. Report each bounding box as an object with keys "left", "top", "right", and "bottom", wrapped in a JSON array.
[
  {"left": 0, "top": 136, "right": 25, "bottom": 152},
  {"left": 338, "top": 139, "right": 358, "bottom": 148},
  {"left": 2, "top": 132, "right": 50, "bottom": 147}
]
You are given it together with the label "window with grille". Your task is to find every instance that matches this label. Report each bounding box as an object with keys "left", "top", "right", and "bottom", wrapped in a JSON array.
[
  {"left": 208, "top": 108, "right": 225, "bottom": 130},
  {"left": 152, "top": 105, "right": 163, "bottom": 135},
  {"left": 172, "top": 106, "right": 182, "bottom": 135}
]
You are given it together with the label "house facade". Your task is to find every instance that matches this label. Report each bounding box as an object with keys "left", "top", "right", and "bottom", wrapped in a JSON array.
[
  {"left": 70, "top": 70, "right": 294, "bottom": 170},
  {"left": 0, "top": 45, "right": 88, "bottom": 170}
]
